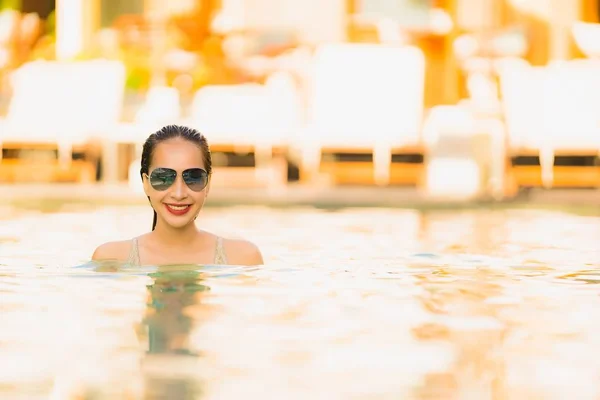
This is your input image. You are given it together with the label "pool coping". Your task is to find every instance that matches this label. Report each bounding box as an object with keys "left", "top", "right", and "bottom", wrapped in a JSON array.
[{"left": 1, "top": 183, "right": 599, "bottom": 215}]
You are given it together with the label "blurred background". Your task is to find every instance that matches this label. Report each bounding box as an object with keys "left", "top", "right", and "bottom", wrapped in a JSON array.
[
  {"left": 1, "top": 0, "right": 600, "bottom": 202},
  {"left": 3, "top": 3, "right": 600, "bottom": 400}
]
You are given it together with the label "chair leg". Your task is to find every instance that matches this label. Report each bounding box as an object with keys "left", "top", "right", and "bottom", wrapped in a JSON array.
[{"left": 373, "top": 143, "right": 391, "bottom": 186}]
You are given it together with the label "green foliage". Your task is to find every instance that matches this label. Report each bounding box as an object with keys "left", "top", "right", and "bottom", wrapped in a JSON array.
[{"left": 0, "top": 0, "right": 21, "bottom": 11}]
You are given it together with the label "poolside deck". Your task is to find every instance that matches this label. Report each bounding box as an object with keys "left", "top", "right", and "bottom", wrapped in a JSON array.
[{"left": 1, "top": 183, "right": 599, "bottom": 214}]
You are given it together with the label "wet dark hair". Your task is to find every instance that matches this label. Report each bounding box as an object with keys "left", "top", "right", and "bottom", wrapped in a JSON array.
[{"left": 140, "top": 124, "right": 212, "bottom": 230}]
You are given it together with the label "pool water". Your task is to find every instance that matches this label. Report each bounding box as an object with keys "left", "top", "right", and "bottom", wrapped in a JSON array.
[{"left": 1, "top": 205, "right": 600, "bottom": 399}]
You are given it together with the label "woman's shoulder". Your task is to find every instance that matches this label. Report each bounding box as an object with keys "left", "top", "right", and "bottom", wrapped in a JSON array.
[
  {"left": 91, "top": 238, "right": 135, "bottom": 261},
  {"left": 220, "top": 236, "right": 264, "bottom": 266}
]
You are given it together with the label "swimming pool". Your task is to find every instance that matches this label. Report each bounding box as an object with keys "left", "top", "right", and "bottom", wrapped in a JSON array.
[{"left": 1, "top": 205, "right": 600, "bottom": 399}]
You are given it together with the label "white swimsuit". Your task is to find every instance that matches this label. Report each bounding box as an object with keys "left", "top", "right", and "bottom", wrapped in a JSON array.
[{"left": 126, "top": 236, "right": 228, "bottom": 266}]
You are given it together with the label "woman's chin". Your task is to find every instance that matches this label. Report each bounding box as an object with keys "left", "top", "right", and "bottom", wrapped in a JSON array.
[{"left": 159, "top": 215, "right": 196, "bottom": 229}]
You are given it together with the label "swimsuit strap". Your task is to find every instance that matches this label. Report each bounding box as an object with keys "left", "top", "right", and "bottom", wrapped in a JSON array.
[
  {"left": 127, "top": 237, "right": 141, "bottom": 266},
  {"left": 214, "top": 236, "right": 228, "bottom": 265}
]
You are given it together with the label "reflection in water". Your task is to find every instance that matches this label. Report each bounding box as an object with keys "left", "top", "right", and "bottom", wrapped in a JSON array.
[
  {"left": 139, "top": 267, "right": 211, "bottom": 399},
  {"left": 1, "top": 206, "right": 600, "bottom": 399},
  {"left": 412, "top": 268, "right": 509, "bottom": 399}
]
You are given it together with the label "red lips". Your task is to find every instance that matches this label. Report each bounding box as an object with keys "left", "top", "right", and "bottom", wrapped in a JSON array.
[{"left": 164, "top": 204, "right": 191, "bottom": 216}]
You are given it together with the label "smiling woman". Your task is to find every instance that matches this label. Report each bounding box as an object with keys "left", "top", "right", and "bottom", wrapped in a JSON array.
[{"left": 91, "top": 124, "right": 264, "bottom": 266}]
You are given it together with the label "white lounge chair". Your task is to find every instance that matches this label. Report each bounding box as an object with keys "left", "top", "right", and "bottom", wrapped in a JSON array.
[
  {"left": 182, "top": 78, "right": 300, "bottom": 188},
  {"left": 291, "top": 43, "right": 426, "bottom": 186},
  {"left": 0, "top": 59, "right": 126, "bottom": 182},
  {"left": 499, "top": 58, "right": 600, "bottom": 188}
]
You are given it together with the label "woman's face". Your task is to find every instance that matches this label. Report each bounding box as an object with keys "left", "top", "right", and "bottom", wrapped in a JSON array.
[{"left": 144, "top": 138, "right": 209, "bottom": 230}]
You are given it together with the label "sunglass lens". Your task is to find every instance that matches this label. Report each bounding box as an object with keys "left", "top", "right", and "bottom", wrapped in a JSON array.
[
  {"left": 183, "top": 168, "right": 208, "bottom": 191},
  {"left": 150, "top": 168, "right": 176, "bottom": 191}
]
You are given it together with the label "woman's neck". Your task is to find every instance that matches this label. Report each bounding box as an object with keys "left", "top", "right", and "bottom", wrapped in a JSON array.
[{"left": 151, "top": 221, "right": 200, "bottom": 247}]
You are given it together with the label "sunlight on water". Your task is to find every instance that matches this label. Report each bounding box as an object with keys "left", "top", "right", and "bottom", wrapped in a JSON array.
[{"left": 1, "top": 206, "right": 600, "bottom": 399}]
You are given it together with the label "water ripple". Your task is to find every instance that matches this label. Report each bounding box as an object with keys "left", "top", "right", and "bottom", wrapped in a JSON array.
[{"left": 1, "top": 206, "right": 600, "bottom": 399}]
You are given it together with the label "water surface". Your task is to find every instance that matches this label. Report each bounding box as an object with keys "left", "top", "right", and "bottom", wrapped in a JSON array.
[{"left": 1, "top": 205, "right": 600, "bottom": 399}]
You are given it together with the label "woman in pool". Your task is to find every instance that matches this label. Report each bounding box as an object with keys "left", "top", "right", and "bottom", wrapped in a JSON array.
[{"left": 92, "top": 124, "right": 264, "bottom": 266}]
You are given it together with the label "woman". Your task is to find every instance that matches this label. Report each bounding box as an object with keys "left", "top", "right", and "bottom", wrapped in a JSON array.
[{"left": 92, "top": 125, "right": 264, "bottom": 266}]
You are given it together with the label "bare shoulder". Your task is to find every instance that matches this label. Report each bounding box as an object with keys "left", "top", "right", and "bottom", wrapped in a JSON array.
[
  {"left": 222, "top": 238, "right": 264, "bottom": 266},
  {"left": 91, "top": 240, "right": 132, "bottom": 261}
]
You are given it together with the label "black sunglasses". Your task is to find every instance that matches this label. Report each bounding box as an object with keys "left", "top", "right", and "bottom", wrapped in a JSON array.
[{"left": 145, "top": 167, "right": 209, "bottom": 192}]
